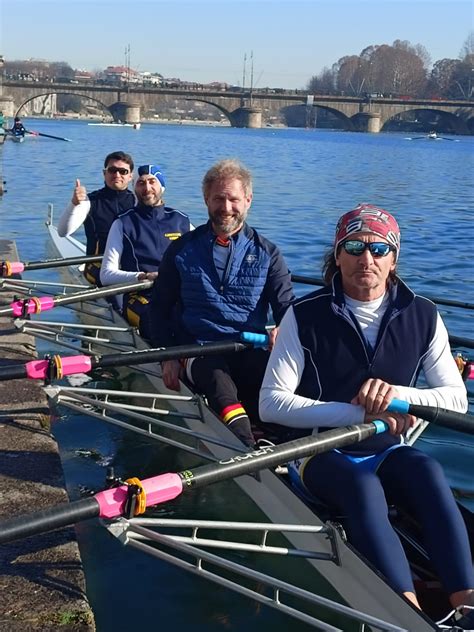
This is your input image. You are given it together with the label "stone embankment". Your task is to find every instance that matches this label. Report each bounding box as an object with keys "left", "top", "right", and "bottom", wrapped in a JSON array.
[{"left": 0, "top": 239, "right": 95, "bottom": 631}]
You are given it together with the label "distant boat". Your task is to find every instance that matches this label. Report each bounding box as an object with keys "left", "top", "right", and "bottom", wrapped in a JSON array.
[
  {"left": 88, "top": 122, "right": 141, "bottom": 130},
  {"left": 405, "top": 131, "right": 458, "bottom": 142}
]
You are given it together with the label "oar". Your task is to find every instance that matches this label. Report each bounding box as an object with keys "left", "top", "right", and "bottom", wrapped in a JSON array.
[
  {"left": 0, "top": 421, "right": 388, "bottom": 544},
  {"left": 0, "top": 279, "right": 153, "bottom": 317},
  {"left": 387, "top": 399, "right": 474, "bottom": 435},
  {"left": 26, "top": 130, "right": 71, "bottom": 142},
  {"left": 0, "top": 333, "right": 269, "bottom": 381},
  {"left": 1, "top": 254, "right": 103, "bottom": 277},
  {"left": 290, "top": 274, "right": 474, "bottom": 311}
]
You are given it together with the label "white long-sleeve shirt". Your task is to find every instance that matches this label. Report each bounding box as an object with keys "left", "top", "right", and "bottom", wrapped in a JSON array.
[
  {"left": 259, "top": 297, "right": 468, "bottom": 430},
  {"left": 99, "top": 219, "right": 141, "bottom": 285},
  {"left": 57, "top": 200, "right": 91, "bottom": 237},
  {"left": 100, "top": 215, "right": 195, "bottom": 286}
]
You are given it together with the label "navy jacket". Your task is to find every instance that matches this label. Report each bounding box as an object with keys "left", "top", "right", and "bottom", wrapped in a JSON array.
[
  {"left": 287, "top": 273, "right": 438, "bottom": 452},
  {"left": 85, "top": 186, "right": 135, "bottom": 255},
  {"left": 150, "top": 221, "right": 294, "bottom": 346}
]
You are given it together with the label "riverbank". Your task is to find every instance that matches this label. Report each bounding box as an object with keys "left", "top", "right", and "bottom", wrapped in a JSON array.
[{"left": 0, "top": 239, "right": 95, "bottom": 632}]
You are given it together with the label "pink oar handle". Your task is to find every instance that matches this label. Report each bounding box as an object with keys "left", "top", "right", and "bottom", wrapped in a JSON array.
[
  {"left": 95, "top": 473, "right": 183, "bottom": 518},
  {"left": 1, "top": 261, "right": 25, "bottom": 276},
  {"left": 11, "top": 296, "right": 55, "bottom": 316},
  {"left": 25, "top": 355, "right": 93, "bottom": 379}
]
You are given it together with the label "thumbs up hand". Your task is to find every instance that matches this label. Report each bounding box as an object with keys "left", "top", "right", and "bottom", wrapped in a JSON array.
[{"left": 72, "top": 179, "right": 87, "bottom": 205}]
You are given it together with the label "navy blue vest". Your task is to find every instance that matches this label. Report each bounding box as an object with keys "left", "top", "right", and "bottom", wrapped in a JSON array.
[
  {"left": 119, "top": 203, "right": 191, "bottom": 297},
  {"left": 285, "top": 274, "right": 437, "bottom": 452},
  {"left": 172, "top": 222, "right": 290, "bottom": 343},
  {"left": 84, "top": 186, "right": 135, "bottom": 255}
]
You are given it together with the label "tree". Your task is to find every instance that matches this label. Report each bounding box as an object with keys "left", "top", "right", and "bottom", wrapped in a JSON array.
[
  {"left": 307, "top": 66, "right": 336, "bottom": 94},
  {"left": 335, "top": 55, "right": 367, "bottom": 95}
]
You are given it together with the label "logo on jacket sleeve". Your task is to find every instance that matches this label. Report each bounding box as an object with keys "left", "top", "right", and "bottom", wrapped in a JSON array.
[{"left": 165, "top": 232, "right": 182, "bottom": 240}]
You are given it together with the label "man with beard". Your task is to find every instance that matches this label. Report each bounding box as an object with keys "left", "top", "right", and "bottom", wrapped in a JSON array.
[
  {"left": 57, "top": 150, "right": 135, "bottom": 285},
  {"left": 100, "top": 164, "right": 191, "bottom": 339},
  {"left": 149, "top": 159, "right": 294, "bottom": 448}
]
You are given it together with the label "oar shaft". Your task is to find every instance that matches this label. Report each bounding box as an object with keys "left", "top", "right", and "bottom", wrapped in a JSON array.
[
  {"left": 182, "top": 422, "right": 386, "bottom": 490},
  {"left": 449, "top": 335, "right": 474, "bottom": 350},
  {"left": 0, "top": 422, "right": 387, "bottom": 544},
  {"left": 0, "top": 339, "right": 266, "bottom": 381},
  {"left": 0, "top": 280, "right": 153, "bottom": 316},
  {"left": 290, "top": 274, "right": 474, "bottom": 311},
  {"left": 51, "top": 280, "right": 153, "bottom": 307},
  {"left": 27, "top": 130, "right": 71, "bottom": 142},
  {"left": 0, "top": 497, "right": 99, "bottom": 544},
  {"left": 387, "top": 399, "right": 474, "bottom": 434},
  {"left": 1, "top": 255, "right": 103, "bottom": 275}
]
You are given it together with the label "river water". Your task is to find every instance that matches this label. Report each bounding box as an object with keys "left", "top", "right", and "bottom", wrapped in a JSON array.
[{"left": 1, "top": 120, "right": 473, "bottom": 631}]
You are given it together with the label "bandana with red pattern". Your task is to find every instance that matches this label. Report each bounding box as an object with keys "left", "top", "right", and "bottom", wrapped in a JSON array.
[{"left": 335, "top": 203, "right": 401, "bottom": 259}]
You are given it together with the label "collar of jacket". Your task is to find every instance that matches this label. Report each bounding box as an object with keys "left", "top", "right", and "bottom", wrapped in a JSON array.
[
  {"left": 330, "top": 271, "right": 415, "bottom": 315},
  {"left": 134, "top": 202, "right": 166, "bottom": 218},
  {"left": 100, "top": 185, "right": 134, "bottom": 199}
]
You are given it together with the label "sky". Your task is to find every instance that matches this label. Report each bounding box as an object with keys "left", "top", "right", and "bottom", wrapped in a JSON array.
[{"left": 1, "top": 0, "right": 472, "bottom": 89}]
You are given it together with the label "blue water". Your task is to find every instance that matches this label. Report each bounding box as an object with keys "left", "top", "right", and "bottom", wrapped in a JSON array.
[{"left": 1, "top": 120, "right": 473, "bottom": 630}]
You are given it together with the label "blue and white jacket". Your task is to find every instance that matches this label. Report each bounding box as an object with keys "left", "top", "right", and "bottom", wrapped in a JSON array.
[{"left": 150, "top": 221, "right": 294, "bottom": 346}]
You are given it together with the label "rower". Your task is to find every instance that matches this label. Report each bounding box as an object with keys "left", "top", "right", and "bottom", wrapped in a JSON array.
[
  {"left": 259, "top": 203, "right": 474, "bottom": 625},
  {"left": 100, "top": 164, "right": 192, "bottom": 340},
  {"left": 57, "top": 151, "right": 135, "bottom": 285},
  {"left": 149, "top": 159, "right": 294, "bottom": 448},
  {"left": 11, "top": 116, "right": 26, "bottom": 138}
]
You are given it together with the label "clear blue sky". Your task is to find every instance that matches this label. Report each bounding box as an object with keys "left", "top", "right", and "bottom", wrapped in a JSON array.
[{"left": 1, "top": 0, "right": 472, "bottom": 89}]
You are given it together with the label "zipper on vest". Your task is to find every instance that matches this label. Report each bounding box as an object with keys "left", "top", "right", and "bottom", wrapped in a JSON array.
[{"left": 220, "top": 239, "right": 234, "bottom": 293}]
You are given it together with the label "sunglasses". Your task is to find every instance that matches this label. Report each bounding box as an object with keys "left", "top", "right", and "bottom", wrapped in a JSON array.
[
  {"left": 341, "top": 240, "right": 395, "bottom": 258},
  {"left": 105, "top": 166, "right": 130, "bottom": 175}
]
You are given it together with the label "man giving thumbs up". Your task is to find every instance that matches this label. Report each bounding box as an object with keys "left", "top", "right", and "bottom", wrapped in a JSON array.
[{"left": 57, "top": 151, "right": 135, "bottom": 285}]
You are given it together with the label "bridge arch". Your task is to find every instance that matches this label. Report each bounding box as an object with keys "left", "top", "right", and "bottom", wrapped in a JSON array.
[
  {"left": 15, "top": 91, "right": 113, "bottom": 118},
  {"left": 314, "top": 105, "right": 354, "bottom": 130},
  {"left": 380, "top": 107, "right": 470, "bottom": 134},
  {"left": 183, "top": 97, "right": 234, "bottom": 125}
]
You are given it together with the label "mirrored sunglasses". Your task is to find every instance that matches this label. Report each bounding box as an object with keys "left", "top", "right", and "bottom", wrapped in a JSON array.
[{"left": 341, "top": 240, "right": 395, "bottom": 258}]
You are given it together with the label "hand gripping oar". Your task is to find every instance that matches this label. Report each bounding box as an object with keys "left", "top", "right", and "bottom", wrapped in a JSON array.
[
  {"left": 387, "top": 399, "right": 474, "bottom": 435},
  {"left": 0, "top": 332, "right": 269, "bottom": 382},
  {"left": 0, "top": 279, "right": 153, "bottom": 317},
  {"left": 0, "top": 421, "right": 388, "bottom": 544},
  {"left": 26, "top": 130, "right": 71, "bottom": 142},
  {"left": 1, "top": 254, "right": 103, "bottom": 277}
]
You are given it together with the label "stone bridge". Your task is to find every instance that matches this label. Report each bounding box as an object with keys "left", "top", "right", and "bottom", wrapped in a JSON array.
[{"left": 2, "top": 80, "right": 473, "bottom": 132}]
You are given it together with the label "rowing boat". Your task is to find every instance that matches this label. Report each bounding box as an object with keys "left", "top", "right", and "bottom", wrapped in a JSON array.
[
  {"left": 2, "top": 205, "right": 472, "bottom": 630},
  {"left": 88, "top": 122, "right": 141, "bottom": 129}
]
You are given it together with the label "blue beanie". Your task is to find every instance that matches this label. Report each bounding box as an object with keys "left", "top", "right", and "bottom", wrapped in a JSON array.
[{"left": 137, "top": 164, "right": 165, "bottom": 188}]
